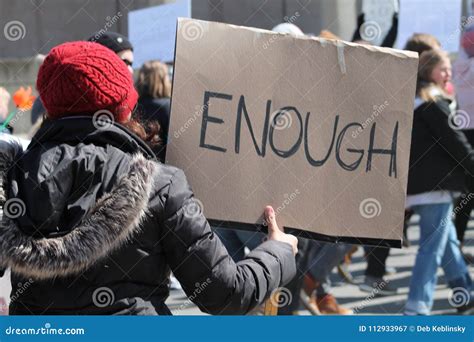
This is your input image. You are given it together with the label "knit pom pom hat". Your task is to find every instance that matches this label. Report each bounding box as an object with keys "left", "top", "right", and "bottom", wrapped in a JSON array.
[{"left": 37, "top": 41, "right": 138, "bottom": 123}]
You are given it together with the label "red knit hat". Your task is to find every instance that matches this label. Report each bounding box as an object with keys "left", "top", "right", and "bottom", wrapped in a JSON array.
[{"left": 37, "top": 41, "right": 138, "bottom": 123}]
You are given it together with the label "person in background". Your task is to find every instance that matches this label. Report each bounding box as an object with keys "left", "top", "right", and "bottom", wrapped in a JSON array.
[
  {"left": 88, "top": 32, "right": 134, "bottom": 74},
  {"left": 0, "top": 86, "right": 12, "bottom": 314},
  {"left": 405, "top": 49, "right": 473, "bottom": 315},
  {"left": 400, "top": 34, "right": 445, "bottom": 247},
  {"left": 352, "top": 11, "right": 398, "bottom": 47},
  {"left": 452, "top": 23, "right": 474, "bottom": 264},
  {"left": 135, "top": 60, "right": 172, "bottom": 162},
  {"left": 404, "top": 33, "right": 441, "bottom": 54},
  {"left": 271, "top": 23, "right": 304, "bottom": 36},
  {"left": 0, "top": 41, "right": 298, "bottom": 315},
  {"left": 214, "top": 22, "right": 305, "bottom": 302},
  {"left": 351, "top": 18, "right": 401, "bottom": 293},
  {"left": 0, "top": 88, "right": 11, "bottom": 134},
  {"left": 359, "top": 245, "right": 398, "bottom": 296},
  {"left": 301, "top": 241, "right": 353, "bottom": 315},
  {"left": 404, "top": 33, "right": 454, "bottom": 97}
]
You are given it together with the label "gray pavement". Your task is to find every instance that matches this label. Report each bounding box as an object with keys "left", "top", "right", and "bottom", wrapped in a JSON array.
[
  {"left": 1, "top": 215, "right": 473, "bottom": 316},
  {"left": 167, "top": 215, "right": 474, "bottom": 315}
]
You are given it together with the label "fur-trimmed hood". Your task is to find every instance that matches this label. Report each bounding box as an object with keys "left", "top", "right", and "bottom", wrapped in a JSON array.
[{"left": 0, "top": 136, "right": 158, "bottom": 280}]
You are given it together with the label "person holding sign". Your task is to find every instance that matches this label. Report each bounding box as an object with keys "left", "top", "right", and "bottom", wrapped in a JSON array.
[
  {"left": 0, "top": 41, "right": 297, "bottom": 315},
  {"left": 405, "top": 49, "right": 474, "bottom": 315}
]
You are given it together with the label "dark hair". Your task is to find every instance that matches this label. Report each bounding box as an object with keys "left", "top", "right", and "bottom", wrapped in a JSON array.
[{"left": 123, "top": 115, "right": 164, "bottom": 158}]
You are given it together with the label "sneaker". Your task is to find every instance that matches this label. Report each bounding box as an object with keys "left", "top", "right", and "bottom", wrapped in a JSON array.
[
  {"left": 359, "top": 276, "right": 398, "bottom": 296},
  {"left": 385, "top": 266, "right": 397, "bottom": 275},
  {"left": 403, "top": 309, "right": 427, "bottom": 316},
  {"left": 337, "top": 263, "right": 355, "bottom": 284},
  {"left": 316, "top": 294, "right": 353, "bottom": 315},
  {"left": 299, "top": 291, "right": 321, "bottom": 315}
]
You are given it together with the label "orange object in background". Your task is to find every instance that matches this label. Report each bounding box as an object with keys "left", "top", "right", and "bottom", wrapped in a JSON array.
[{"left": 12, "top": 86, "right": 35, "bottom": 110}]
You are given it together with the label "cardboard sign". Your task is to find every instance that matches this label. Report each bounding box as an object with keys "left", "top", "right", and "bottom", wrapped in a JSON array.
[
  {"left": 128, "top": 0, "right": 191, "bottom": 67},
  {"left": 397, "top": 0, "right": 462, "bottom": 53},
  {"left": 167, "top": 18, "right": 418, "bottom": 247}
]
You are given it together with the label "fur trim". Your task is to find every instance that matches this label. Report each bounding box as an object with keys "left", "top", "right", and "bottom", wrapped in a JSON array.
[{"left": 0, "top": 152, "right": 158, "bottom": 280}]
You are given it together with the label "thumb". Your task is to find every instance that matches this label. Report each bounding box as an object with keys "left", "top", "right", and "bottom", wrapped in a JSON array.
[{"left": 265, "top": 206, "right": 280, "bottom": 234}]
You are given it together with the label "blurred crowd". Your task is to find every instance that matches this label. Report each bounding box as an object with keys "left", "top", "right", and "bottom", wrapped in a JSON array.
[{"left": 0, "top": 10, "right": 473, "bottom": 316}]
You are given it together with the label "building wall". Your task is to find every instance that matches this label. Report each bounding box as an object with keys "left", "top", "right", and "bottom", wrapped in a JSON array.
[
  {"left": 0, "top": 0, "right": 168, "bottom": 133},
  {"left": 191, "top": 0, "right": 358, "bottom": 40},
  {"left": 13, "top": 0, "right": 471, "bottom": 134},
  {"left": 1, "top": 0, "right": 357, "bottom": 134}
]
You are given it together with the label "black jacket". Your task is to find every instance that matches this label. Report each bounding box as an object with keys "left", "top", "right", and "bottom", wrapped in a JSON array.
[
  {"left": 407, "top": 98, "right": 474, "bottom": 195},
  {"left": 0, "top": 117, "right": 296, "bottom": 315}
]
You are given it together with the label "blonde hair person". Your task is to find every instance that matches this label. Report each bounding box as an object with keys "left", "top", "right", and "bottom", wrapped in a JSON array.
[
  {"left": 136, "top": 60, "right": 172, "bottom": 99},
  {"left": 416, "top": 49, "right": 452, "bottom": 102},
  {"left": 405, "top": 47, "right": 474, "bottom": 315},
  {"left": 135, "top": 60, "right": 172, "bottom": 162}
]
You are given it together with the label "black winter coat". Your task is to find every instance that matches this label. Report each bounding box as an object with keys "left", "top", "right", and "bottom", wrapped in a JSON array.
[
  {"left": 0, "top": 117, "right": 296, "bottom": 315},
  {"left": 407, "top": 98, "right": 474, "bottom": 195}
]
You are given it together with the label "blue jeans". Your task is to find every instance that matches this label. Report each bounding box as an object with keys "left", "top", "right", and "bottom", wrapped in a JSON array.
[
  {"left": 305, "top": 241, "right": 353, "bottom": 296},
  {"left": 213, "top": 228, "right": 264, "bottom": 262},
  {"left": 406, "top": 203, "right": 472, "bottom": 315}
]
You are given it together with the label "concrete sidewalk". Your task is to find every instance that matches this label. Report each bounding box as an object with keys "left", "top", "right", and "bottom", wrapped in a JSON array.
[
  {"left": 166, "top": 216, "right": 474, "bottom": 315},
  {"left": 0, "top": 215, "right": 472, "bottom": 315}
]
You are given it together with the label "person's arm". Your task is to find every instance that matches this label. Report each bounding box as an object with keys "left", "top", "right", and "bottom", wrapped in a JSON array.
[
  {"left": 159, "top": 169, "right": 297, "bottom": 315},
  {"left": 421, "top": 100, "right": 474, "bottom": 175}
]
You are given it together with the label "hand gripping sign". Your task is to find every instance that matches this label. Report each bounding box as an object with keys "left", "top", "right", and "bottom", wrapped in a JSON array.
[{"left": 167, "top": 18, "right": 418, "bottom": 248}]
